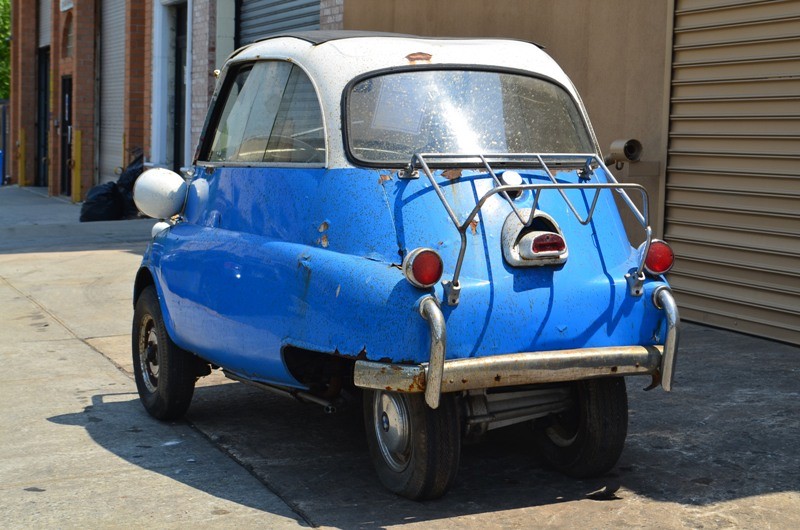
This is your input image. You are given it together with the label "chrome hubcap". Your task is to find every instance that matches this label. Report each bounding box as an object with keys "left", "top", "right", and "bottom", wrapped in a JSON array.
[
  {"left": 373, "top": 391, "right": 411, "bottom": 472},
  {"left": 545, "top": 422, "right": 579, "bottom": 447},
  {"left": 139, "top": 315, "right": 159, "bottom": 393}
]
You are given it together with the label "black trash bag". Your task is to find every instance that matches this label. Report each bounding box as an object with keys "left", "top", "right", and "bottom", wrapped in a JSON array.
[
  {"left": 79, "top": 182, "right": 124, "bottom": 222},
  {"left": 117, "top": 152, "right": 144, "bottom": 192},
  {"left": 117, "top": 151, "right": 144, "bottom": 219},
  {"left": 80, "top": 148, "right": 145, "bottom": 222},
  {"left": 119, "top": 187, "right": 140, "bottom": 219}
]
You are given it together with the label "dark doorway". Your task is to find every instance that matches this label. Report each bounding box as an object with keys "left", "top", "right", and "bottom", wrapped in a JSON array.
[
  {"left": 173, "top": 4, "right": 187, "bottom": 173},
  {"left": 36, "top": 47, "right": 50, "bottom": 187},
  {"left": 60, "top": 76, "right": 73, "bottom": 197}
]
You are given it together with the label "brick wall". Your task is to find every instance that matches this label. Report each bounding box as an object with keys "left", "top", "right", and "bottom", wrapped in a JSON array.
[
  {"left": 10, "top": 0, "right": 37, "bottom": 186},
  {"left": 143, "top": 1, "right": 152, "bottom": 159},
  {"left": 125, "top": 1, "right": 147, "bottom": 163},
  {"left": 48, "top": 1, "right": 62, "bottom": 195},
  {"left": 191, "top": 0, "right": 217, "bottom": 157},
  {"left": 320, "top": 0, "right": 344, "bottom": 29},
  {"left": 11, "top": 0, "right": 99, "bottom": 199},
  {"left": 41, "top": 0, "right": 58, "bottom": 192},
  {"left": 71, "top": 0, "right": 97, "bottom": 200},
  {"left": 11, "top": 1, "right": 148, "bottom": 199}
]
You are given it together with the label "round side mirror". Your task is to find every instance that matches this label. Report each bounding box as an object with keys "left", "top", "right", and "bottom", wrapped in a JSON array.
[{"left": 133, "top": 168, "right": 188, "bottom": 219}]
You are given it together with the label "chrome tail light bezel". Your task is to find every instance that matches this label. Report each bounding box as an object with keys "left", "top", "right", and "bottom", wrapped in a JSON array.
[
  {"left": 643, "top": 239, "right": 675, "bottom": 276},
  {"left": 502, "top": 209, "right": 569, "bottom": 267},
  {"left": 402, "top": 247, "right": 444, "bottom": 289}
]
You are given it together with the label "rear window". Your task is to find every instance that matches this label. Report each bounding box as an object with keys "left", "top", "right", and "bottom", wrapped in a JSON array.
[{"left": 346, "top": 70, "right": 593, "bottom": 165}]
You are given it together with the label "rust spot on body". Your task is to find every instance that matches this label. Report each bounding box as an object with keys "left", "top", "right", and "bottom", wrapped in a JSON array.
[
  {"left": 379, "top": 174, "right": 392, "bottom": 185},
  {"left": 319, "top": 234, "right": 329, "bottom": 248},
  {"left": 443, "top": 169, "right": 462, "bottom": 180},
  {"left": 469, "top": 219, "right": 479, "bottom": 235},
  {"left": 406, "top": 52, "right": 432, "bottom": 64},
  {"left": 318, "top": 221, "right": 329, "bottom": 232}
]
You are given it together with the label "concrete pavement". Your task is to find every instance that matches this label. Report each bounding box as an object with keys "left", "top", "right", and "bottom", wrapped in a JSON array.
[
  {"left": 1, "top": 184, "right": 799, "bottom": 528},
  {"left": 0, "top": 186, "right": 306, "bottom": 529}
]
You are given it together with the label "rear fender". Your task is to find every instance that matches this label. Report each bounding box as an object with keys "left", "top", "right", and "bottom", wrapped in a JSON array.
[{"left": 274, "top": 243, "right": 431, "bottom": 362}]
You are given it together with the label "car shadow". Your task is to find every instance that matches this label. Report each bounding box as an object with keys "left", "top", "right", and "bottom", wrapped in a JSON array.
[
  {"left": 46, "top": 391, "right": 308, "bottom": 522},
  {"left": 49, "top": 323, "right": 800, "bottom": 528},
  {"left": 184, "top": 323, "right": 800, "bottom": 528}
]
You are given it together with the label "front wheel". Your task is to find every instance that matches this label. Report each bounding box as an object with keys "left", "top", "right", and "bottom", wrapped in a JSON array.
[
  {"left": 533, "top": 377, "right": 628, "bottom": 478},
  {"left": 132, "top": 285, "right": 196, "bottom": 420},
  {"left": 363, "top": 390, "right": 461, "bottom": 500}
]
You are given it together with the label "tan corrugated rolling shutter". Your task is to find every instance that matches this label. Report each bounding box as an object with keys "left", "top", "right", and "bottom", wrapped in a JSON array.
[{"left": 666, "top": 0, "right": 800, "bottom": 344}]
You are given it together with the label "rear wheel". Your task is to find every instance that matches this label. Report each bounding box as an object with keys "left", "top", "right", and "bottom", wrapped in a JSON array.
[
  {"left": 132, "top": 286, "right": 196, "bottom": 420},
  {"left": 363, "top": 390, "right": 461, "bottom": 500},
  {"left": 533, "top": 377, "right": 628, "bottom": 477}
]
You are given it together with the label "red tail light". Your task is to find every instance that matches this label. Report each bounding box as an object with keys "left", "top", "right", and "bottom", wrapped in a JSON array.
[
  {"left": 403, "top": 248, "right": 444, "bottom": 288},
  {"left": 532, "top": 233, "right": 566, "bottom": 254},
  {"left": 644, "top": 239, "right": 674, "bottom": 275}
]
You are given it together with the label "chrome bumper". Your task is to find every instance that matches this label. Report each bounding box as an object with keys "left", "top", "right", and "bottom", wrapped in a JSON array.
[{"left": 353, "top": 289, "right": 680, "bottom": 408}]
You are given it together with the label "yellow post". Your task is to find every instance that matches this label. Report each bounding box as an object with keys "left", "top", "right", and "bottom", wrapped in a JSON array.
[
  {"left": 18, "top": 129, "right": 26, "bottom": 186},
  {"left": 72, "top": 130, "right": 81, "bottom": 203}
]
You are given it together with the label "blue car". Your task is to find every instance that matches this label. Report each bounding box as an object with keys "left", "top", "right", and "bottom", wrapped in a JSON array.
[{"left": 131, "top": 31, "right": 679, "bottom": 500}]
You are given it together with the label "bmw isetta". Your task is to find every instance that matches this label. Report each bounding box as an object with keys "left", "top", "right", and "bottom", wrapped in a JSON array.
[{"left": 132, "top": 31, "right": 679, "bottom": 500}]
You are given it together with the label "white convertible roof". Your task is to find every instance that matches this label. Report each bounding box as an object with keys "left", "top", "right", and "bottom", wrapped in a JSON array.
[{"left": 220, "top": 32, "right": 595, "bottom": 168}]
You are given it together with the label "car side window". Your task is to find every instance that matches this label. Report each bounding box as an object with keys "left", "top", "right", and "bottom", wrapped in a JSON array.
[{"left": 206, "top": 61, "right": 325, "bottom": 164}]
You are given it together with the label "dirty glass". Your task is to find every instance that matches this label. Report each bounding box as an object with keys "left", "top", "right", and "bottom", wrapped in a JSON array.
[
  {"left": 207, "top": 65, "right": 256, "bottom": 161},
  {"left": 347, "top": 70, "right": 593, "bottom": 164},
  {"left": 207, "top": 62, "right": 324, "bottom": 164}
]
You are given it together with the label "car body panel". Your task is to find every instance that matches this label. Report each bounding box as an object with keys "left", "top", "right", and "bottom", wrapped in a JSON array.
[{"left": 145, "top": 164, "right": 669, "bottom": 389}]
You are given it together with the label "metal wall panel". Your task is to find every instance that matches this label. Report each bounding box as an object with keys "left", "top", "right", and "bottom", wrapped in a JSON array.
[
  {"left": 38, "top": 0, "right": 51, "bottom": 48},
  {"left": 666, "top": 0, "right": 800, "bottom": 344},
  {"left": 99, "top": 0, "right": 126, "bottom": 183},
  {"left": 237, "top": 0, "right": 320, "bottom": 46}
]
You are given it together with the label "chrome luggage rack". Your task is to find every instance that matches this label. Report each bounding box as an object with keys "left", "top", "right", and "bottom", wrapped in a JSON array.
[{"left": 399, "top": 152, "right": 654, "bottom": 304}]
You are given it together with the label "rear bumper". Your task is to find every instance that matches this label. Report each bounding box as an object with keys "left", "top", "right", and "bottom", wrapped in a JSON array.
[{"left": 354, "top": 288, "right": 680, "bottom": 408}]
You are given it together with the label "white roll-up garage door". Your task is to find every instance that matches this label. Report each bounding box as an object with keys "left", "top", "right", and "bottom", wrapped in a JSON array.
[
  {"left": 38, "top": 0, "right": 51, "bottom": 48},
  {"left": 237, "top": 0, "right": 320, "bottom": 46},
  {"left": 99, "top": 0, "right": 126, "bottom": 183},
  {"left": 666, "top": 0, "right": 800, "bottom": 344}
]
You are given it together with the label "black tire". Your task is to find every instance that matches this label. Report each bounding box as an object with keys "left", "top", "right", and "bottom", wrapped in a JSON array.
[
  {"left": 533, "top": 377, "right": 628, "bottom": 478},
  {"left": 363, "top": 390, "right": 461, "bottom": 500},
  {"left": 132, "top": 285, "right": 196, "bottom": 420}
]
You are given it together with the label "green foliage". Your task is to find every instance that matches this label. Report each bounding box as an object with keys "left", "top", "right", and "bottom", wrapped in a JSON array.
[{"left": 0, "top": 0, "right": 9, "bottom": 100}]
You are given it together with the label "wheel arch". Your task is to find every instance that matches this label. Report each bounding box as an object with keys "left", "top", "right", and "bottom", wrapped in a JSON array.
[
  {"left": 133, "top": 267, "right": 156, "bottom": 308},
  {"left": 133, "top": 267, "right": 178, "bottom": 345}
]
